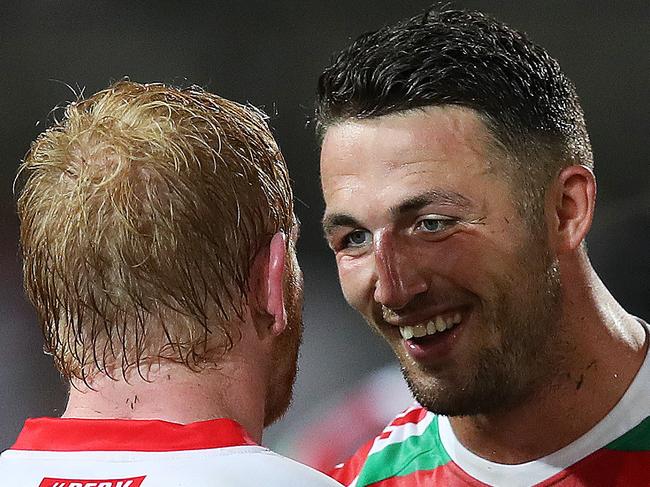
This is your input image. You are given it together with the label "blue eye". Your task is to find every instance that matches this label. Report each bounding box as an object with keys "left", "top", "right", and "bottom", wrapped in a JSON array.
[
  {"left": 417, "top": 217, "right": 455, "bottom": 233},
  {"left": 345, "top": 229, "right": 371, "bottom": 247}
]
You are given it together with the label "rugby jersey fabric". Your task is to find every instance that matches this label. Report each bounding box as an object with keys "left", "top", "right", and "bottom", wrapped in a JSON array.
[
  {"left": 331, "top": 320, "right": 650, "bottom": 487},
  {"left": 0, "top": 417, "right": 343, "bottom": 486}
]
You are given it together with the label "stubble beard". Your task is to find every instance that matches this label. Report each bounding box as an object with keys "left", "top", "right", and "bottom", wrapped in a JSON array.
[
  {"left": 263, "top": 260, "right": 304, "bottom": 427},
  {"left": 401, "top": 240, "right": 564, "bottom": 417}
]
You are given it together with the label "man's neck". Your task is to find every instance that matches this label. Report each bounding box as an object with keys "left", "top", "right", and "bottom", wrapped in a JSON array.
[
  {"left": 63, "top": 358, "right": 268, "bottom": 443},
  {"left": 449, "top": 257, "right": 648, "bottom": 464}
]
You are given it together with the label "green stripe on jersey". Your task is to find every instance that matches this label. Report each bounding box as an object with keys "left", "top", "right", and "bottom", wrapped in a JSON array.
[
  {"left": 605, "top": 416, "right": 650, "bottom": 451},
  {"left": 355, "top": 416, "right": 451, "bottom": 486}
]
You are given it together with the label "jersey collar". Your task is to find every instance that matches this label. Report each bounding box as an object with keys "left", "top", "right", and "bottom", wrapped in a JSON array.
[{"left": 11, "top": 417, "right": 257, "bottom": 452}]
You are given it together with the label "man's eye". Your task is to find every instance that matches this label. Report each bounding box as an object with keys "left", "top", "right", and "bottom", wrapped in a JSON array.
[
  {"left": 344, "top": 229, "right": 371, "bottom": 248},
  {"left": 416, "top": 217, "right": 455, "bottom": 233}
]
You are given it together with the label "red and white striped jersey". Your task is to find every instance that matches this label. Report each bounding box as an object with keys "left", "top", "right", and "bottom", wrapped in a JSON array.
[{"left": 0, "top": 417, "right": 343, "bottom": 487}]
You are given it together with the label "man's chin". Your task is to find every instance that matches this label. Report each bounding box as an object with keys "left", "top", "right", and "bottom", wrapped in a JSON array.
[
  {"left": 403, "top": 361, "right": 539, "bottom": 417},
  {"left": 401, "top": 362, "right": 486, "bottom": 416},
  {"left": 401, "top": 368, "right": 463, "bottom": 416}
]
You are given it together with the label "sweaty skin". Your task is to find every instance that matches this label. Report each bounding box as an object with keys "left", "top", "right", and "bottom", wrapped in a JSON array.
[{"left": 320, "top": 106, "right": 647, "bottom": 463}]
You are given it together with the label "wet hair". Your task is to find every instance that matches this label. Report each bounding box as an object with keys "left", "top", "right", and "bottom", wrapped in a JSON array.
[
  {"left": 316, "top": 8, "right": 593, "bottom": 220},
  {"left": 17, "top": 80, "right": 296, "bottom": 382}
]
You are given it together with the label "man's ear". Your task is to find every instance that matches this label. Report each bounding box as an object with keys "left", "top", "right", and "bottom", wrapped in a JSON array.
[
  {"left": 550, "top": 165, "right": 596, "bottom": 254},
  {"left": 250, "top": 232, "right": 287, "bottom": 336}
]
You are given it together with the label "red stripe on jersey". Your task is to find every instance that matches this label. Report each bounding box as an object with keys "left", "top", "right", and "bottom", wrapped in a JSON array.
[
  {"left": 539, "top": 448, "right": 650, "bottom": 486},
  {"left": 330, "top": 436, "right": 376, "bottom": 485},
  {"left": 388, "top": 408, "right": 428, "bottom": 428},
  {"left": 352, "top": 448, "right": 650, "bottom": 487},
  {"left": 330, "top": 407, "right": 431, "bottom": 485},
  {"left": 12, "top": 417, "right": 256, "bottom": 452},
  {"left": 363, "top": 462, "right": 488, "bottom": 487}
]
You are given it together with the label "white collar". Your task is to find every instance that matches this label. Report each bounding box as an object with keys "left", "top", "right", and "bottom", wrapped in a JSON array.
[{"left": 439, "top": 319, "right": 650, "bottom": 486}]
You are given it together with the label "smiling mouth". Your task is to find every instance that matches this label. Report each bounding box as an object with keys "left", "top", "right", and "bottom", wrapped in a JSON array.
[{"left": 398, "top": 312, "right": 462, "bottom": 340}]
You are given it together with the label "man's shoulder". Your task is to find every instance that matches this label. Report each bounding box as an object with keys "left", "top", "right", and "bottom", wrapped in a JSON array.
[
  {"left": 240, "top": 449, "right": 344, "bottom": 485},
  {"left": 330, "top": 405, "right": 451, "bottom": 486},
  {"left": 0, "top": 446, "right": 343, "bottom": 486},
  {"left": 330, "top": 410, "right": 650, "bottom": 487}
]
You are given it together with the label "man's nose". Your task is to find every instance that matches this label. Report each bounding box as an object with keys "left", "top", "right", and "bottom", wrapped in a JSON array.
[{"left": 372, "top": 232, "right": 428, "bottom": 310}]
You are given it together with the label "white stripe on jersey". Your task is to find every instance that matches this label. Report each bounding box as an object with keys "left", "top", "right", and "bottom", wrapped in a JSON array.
[{"left": 366, "top": 407, "right": 434, "bottom": 457}]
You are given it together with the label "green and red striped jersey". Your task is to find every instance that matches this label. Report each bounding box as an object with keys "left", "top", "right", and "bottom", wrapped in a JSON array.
[
  {"left": 331, "top": 324, "right": 650, "bottom": 487},
  {"left": 331, "top": 408, "right": 649, "bottom": 486}
]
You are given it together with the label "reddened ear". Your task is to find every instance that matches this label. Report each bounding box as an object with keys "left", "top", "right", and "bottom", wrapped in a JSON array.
[
  {"left": 260, "top": 232, "right": 287, "bottom": 335},
  {"left": 249, "top": 232, "right": 288, "bottom": 336},
  {"left": 552, "top": 165, "right": 596, "bottom": 253}
]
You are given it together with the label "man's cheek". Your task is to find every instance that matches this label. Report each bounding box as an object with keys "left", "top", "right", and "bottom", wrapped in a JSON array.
[
  {"left": 338, "top": 275, "right": 359, "bottom": 308},
  {"left": 338, "top": 266, "right": 369, "bottom": 312}
]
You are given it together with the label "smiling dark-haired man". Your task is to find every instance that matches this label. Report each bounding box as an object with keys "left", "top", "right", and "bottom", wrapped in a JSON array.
[{"left": 317, "top": 8, "right": 649, "bottom": 487}]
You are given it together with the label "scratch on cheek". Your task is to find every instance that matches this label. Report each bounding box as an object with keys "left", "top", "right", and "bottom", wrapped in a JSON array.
[{"left": 576, "top": 374, "right": 584, "bottom": 390}]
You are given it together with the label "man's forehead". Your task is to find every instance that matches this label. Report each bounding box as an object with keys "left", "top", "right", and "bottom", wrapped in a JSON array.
[
  {"left": 320, "top": 107, "right": 496, "bottom": 177},
  {"left": 322, "top": 105, "right": 490, "bottom": 146},
  {"left": 319, "top": 106, "right": 504, "bottom": 221}
]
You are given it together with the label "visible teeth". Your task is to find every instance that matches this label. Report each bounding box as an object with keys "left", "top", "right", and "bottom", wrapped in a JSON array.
[
  {"left": 450, "top": 312, "right": 462, "bottom": 329},
  {"left": 412, "top": 324, "right": 427, "bottom": 338},
  {"left": 435, "top": 316, "right": 446, "bottom": 332},
  {"left": 399, "top": 312, "right": 463, "bottom": 340},
  {"left": 401, "top": 326, "right": 414, "bottom": 339}
]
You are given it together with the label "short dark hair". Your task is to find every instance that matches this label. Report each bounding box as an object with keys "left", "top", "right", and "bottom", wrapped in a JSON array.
[{"left": 316, "top": 8, "right": 593, "bottom": 219}]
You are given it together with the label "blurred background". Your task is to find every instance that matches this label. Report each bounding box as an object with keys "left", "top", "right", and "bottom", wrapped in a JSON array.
[{"left": 1, "top": 0, "right": 648, "bottom": 463}]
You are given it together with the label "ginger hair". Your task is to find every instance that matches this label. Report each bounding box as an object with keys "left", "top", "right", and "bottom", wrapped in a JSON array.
[{"left": 17, "top": 80, "right": 295, "bottom": 382}]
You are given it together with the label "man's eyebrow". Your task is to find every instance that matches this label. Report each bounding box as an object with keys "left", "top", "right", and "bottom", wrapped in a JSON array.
[
  {"left": 390, "top": 190, "right": 472, "bottom": 217},
  {"left": 322, "top": 213, "right": 360, "bottom": 237},
  {"left": 322, "top": 190, "right": 472, "bottom": 236}
]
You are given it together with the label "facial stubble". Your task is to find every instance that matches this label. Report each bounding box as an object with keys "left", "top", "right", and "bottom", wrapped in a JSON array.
[
  {"left": 263, "top": 254, "right": 304, "bottom": 427},
  {"left": 400, "top": 238, "right": 564, "bottom": 417}
]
